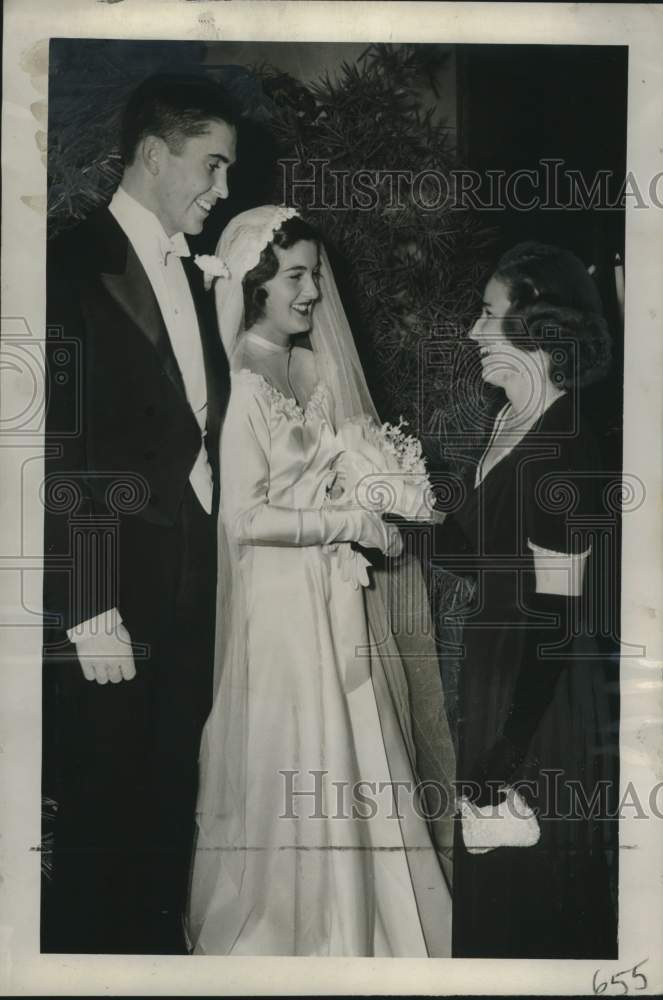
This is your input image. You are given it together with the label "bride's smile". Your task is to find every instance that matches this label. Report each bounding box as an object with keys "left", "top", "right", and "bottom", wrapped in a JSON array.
[{"left": 252, "top": 240, "right": 321, "bottom": 344}]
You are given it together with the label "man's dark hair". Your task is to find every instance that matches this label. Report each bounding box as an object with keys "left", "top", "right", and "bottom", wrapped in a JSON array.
[{"left": 120, "top": 73, "right": 239, "bottom": 165}]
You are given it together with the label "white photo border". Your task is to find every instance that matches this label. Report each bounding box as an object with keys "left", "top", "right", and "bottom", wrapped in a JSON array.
[{"left": 1, "top": 1, "right": 662, "bottom": 995}]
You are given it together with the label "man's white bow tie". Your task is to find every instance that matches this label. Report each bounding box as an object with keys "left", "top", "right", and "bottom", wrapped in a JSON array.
[{"left": 161, "top": 232, "right": 191, "bottom": 264}]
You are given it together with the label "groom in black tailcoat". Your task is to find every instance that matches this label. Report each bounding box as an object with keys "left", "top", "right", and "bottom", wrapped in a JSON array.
[{"left": 42, "top": 75, "right": 236, "bottom": 953}]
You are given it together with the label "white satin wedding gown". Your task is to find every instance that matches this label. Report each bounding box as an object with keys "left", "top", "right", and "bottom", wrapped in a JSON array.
[{"left": 187, "top": 351, "right": 452, "bottom": 956}]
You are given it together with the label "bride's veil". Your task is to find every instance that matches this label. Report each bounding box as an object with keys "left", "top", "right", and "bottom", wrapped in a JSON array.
[{"left": 191, "top": 206, "right": 455, "bottom": 949}]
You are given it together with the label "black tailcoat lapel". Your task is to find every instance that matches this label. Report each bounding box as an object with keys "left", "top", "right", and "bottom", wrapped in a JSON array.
[{"left": 84, "top": 209, "right": 188, "bottom": 402}]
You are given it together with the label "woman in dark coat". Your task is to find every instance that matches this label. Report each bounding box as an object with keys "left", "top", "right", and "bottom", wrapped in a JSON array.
[{"left": 442, "top": 242, "right": 618, "bottom": 958}]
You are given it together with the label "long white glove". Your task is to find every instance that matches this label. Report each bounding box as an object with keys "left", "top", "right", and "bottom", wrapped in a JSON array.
[
  {"left": 222, "top": 384, "right": 403, "bottom": 558},
  {"left": 232, "top": 500, "right": 402, "bottom": 557},
  {"left": 300, "top": 507, "right": 403, "bottom": 556}
]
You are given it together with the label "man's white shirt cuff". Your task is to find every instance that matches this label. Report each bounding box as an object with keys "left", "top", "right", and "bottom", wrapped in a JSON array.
[
  {"left": 527, "top": 539, "right": 591, "bottom": 597},
  {"left": 67, "top": 607, "right": 123, "bottom": 644}
]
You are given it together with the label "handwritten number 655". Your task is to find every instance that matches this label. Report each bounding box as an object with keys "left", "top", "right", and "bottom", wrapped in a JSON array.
[{"left": 593, "top": 959, "right": 648, "bottom": 995}]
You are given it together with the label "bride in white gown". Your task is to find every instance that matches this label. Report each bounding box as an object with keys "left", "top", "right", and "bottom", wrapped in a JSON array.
[{"left": 187, "top": 206, "right": 454, "bottom": 957}]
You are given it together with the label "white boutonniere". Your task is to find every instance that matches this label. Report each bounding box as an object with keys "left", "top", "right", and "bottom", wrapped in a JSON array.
[{"left": 194, "top": 254, "right": 231, "bottom": 291}]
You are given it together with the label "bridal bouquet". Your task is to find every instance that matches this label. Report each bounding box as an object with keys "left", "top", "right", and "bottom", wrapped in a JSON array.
[{"left": 329, "top": 415, "right": 434, "bottom": 521}]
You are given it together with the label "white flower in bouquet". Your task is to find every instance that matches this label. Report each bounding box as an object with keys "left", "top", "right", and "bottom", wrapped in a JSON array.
[{"left": 330, "top": 415, "right": 435, "bottom": 521}]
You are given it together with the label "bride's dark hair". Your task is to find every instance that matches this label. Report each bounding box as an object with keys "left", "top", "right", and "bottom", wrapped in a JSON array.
[
  {"left": 493, "top": 241, "right": 612, "bottom": 389},
  {"left": 242, "top": 216, "right": 320, "bottom": 329}
]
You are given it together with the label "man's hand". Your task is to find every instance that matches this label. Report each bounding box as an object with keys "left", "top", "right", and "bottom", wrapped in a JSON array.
[{"left": 74, "top": 621, "right": 136, "bottom": 684}]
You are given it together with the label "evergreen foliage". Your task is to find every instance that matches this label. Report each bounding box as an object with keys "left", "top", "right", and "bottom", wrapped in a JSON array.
[{"left": 257, "top": 46, "right": 496, "bottom": 466}]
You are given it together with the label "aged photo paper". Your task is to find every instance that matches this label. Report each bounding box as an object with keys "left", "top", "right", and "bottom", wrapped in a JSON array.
[{"left": 1, "top": 0, "right": 662, "bottom": 995}]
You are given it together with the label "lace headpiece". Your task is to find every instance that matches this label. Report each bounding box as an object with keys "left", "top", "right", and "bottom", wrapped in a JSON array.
[{"left": 214, "top": 205, "right": 300, "bottom": 354}]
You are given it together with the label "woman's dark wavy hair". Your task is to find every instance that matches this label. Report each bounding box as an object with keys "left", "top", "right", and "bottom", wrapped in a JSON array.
[
  {"left": 242, "top": 216, "right": 321, "bottom": 329},
  {"left": 492, "top": 241, "right": 612, "bottom": 389}
]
